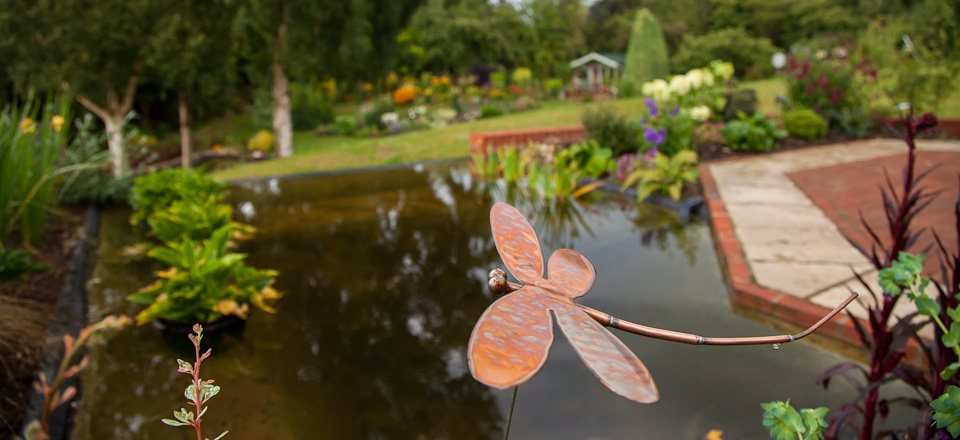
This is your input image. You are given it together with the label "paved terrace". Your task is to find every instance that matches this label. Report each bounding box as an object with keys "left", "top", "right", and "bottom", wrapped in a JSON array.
[{"left": 700, "top": 138, "right": 960, "bottom": 346}]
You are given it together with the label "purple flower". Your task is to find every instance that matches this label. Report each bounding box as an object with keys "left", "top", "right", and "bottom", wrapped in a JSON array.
[
  {"left": 639, "top": 117, "right": 646, "bottom": 127},
  {"left": 670, "top": 106, "right": 680, "bottom": 117},
  {"left": 644, "top": 127, "right": 666, "bottom": 146},
  {"left": 645, "top": 98, "right": 658, "bottom": 117}
]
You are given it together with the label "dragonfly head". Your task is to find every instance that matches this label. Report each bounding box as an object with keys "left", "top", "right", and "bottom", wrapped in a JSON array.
[{"left": 487, "top": 268, "right": 513, "bottom": 295}]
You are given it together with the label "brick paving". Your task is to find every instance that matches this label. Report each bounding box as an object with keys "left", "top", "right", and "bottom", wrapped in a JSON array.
[{"left": 700, "top": 138, "right": 960, "bottom": 347}]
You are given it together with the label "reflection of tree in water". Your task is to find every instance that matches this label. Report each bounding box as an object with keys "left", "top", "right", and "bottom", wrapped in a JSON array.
[
  {"left": 624, "top": 202, "right": 702, "bottom": 266},
  {"left": 235, "top": 165, "right": 504, "bottom": 439}
]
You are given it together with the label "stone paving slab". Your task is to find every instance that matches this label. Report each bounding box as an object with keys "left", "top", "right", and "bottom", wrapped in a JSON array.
[{"left": 700, "top": 138, "right": 960, "bottom": 348}]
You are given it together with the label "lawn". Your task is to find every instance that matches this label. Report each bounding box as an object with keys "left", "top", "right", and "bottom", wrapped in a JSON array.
[
  {"left": 208, "top": 79, "right": 960, "bottom": 181},
  {"left": 211, "top": 98, "right": 649, "bottom": 181}
]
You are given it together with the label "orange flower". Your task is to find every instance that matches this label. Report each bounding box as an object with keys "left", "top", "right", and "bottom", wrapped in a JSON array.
[{"left": 394, "top": 84, "right": 416, "bottom": 105}]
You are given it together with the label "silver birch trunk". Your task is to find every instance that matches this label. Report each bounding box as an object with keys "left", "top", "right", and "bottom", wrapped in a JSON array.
[
  {"left": 178, "top": 89, "right": 192, "bottom": 169},
  {"left": 102, "top": 116, "right": 128, "bottom": 178},
  {"left": 272, "top": 19, "right": 293, "bottom": 158}
]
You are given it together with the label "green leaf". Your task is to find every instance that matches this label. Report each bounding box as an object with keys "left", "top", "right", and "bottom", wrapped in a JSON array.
[
  {"left": 762, "top": 401, "right": 805, "bottom": 440},
  {"left": 932, "top": 387, "right": 960, "bottom": 437},
  {"left": 212, "top": 430, "right": 229, "bottom": 440},
  {"left": 940, "top": 361, "right": 960, "bottom": 380},
  {"left": 916, "top": 296, "right": 941, "bottom": 317},
  {"left": 176, "top": 359, "right": 193, "bottom": 373},
  {"left": 162, "top": 418, "right": 190, "bottom": 427}
]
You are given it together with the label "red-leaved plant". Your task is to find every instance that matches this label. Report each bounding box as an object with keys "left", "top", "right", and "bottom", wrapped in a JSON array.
[
  {"left": 162, "top": 324, "right": 228, "bottom": 440},
  {"left": 818, "top": 110, "right": 949, "bottom": 439}
]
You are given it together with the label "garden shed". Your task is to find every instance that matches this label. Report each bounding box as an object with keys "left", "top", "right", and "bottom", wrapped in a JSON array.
[{"left": 569, "top": 52, "right": 624, "bottom": 92}]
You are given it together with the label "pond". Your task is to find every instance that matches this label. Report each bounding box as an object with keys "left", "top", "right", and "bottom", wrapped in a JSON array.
[{"left": 74, "top": 161, "right": 901, "bottom": 439}]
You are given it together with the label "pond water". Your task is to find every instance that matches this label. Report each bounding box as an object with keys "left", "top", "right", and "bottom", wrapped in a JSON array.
[{"left": 74, "top": 161, "right": 903, "bottom": 439}]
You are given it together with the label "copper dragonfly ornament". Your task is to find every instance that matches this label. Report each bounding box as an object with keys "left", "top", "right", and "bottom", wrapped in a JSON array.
[{"left": 468, "top": 202, "right": 857, "bottom": 404}]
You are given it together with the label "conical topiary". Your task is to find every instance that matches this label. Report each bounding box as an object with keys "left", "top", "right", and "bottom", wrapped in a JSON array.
[{"left": 623, "top": 9, "right": 670, "bottom": 90}]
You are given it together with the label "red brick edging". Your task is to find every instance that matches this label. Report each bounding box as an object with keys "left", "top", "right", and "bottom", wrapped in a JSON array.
[
  {"left": 698, "top": 163, "right": 863, "bottom": 346},
  {"left": 469, "top": 125, "right": 586, "bottom": 156}
]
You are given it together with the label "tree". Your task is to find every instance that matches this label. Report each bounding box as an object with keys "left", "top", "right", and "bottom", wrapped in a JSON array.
[
  {"left": 2, "top": 0, "right": 164, "bottom": 177},
  {"left": 524, "top": 0, "right": 587, "bottom": 81},
  {"left": 149, "top": 0, "right": 239, "bottom": 169},
  {"left": 237, "top": 0, "right": 422, "bottom": 158},
  {"left": 623, "top": 9, "right": 670, "bottom": 89}
]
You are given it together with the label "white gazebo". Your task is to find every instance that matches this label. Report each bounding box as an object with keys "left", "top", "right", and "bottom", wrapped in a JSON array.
[{"left": 569, "top": 52, "right": 625, "bottom": 92}]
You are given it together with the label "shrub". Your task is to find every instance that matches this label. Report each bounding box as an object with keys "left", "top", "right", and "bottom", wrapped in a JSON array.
[
  {"left": 360, "top": 97, "right": 396, "bottom": 129},
  {"left": 721, "top": 89, "right": 758, "bottom": 121},
  {"left": 58, "top": 113, "right": 133, "bottom": 206},
  {"left": 721, "top": 111, "right": 787, "bottom": 152},
  {"left": 637, "top": 98, "right": 696, "bottom": 157},
  {"left": 621, "top": 150, "right": 699, "bottom": 200},
  {"left": 290, "top": 82, "right": 334, "bottom": 130},
  {"left": 479, "top": 104, "right": 504, "bottom": 119},
  {"left": 332, "top": 114, "right": 358, "bottom": 136},
  {"left": 129, "top": 169, "right": 224, "bottom": 227},
  {"left": 672, "top": 28, "right": 778, "bottom": 79},
  {"left": 561, "top": 140, "right": 615, "bottom": 179},
  {"left": 128, "top": 225, "right": 280, "bottom": 325},
  {"left": 581, "top": 106, "right": 641, "bottom": 156},
  {"left": 623, "top": 9, "right": 670, "bottom": 89},
  {"left": 784, "top": 55, "right": 871, "bottom": 129},
  {"left": 246, "top": 130, "right": 274, "bottom": 152},
  {"left": 782, "top": 109, "right": 827, "bottom": 140}
]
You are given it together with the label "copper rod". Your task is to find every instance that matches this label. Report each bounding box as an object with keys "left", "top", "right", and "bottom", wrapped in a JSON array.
[{"left": 496, "top": 280, "right": 858, "bottom": 346}]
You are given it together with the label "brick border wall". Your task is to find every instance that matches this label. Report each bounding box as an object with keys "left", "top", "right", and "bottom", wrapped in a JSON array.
[
  {"left": 699, "top": 163, "right": 864, "bottom": 345},
  {"left": 469, "top": 125, "right": 586, "bottom": 156}
]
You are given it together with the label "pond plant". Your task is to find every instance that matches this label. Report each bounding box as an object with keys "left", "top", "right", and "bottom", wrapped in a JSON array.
[{"left": 127, "top": 168, "right": 280, "bottom": 326}]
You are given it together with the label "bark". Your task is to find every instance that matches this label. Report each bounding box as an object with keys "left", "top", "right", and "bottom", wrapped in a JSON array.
[
  {"left": 272, "top": 16, "right": 293, "bottom": 158},
  {"left": 68, "top": 73, "right": 139, "bottom": 178},
  {"left": 178, "top": 89, "right": 192, "bottom": 169}
]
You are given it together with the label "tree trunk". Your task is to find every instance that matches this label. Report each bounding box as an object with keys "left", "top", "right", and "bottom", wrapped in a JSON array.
[
  {"left": 272, "top": 17, "right": 293, "bottom": 158},
  {"left": 102, "top": 116, "right": 128, "bottom": 178},
  {"left": 178, "top": 89, "right": 192, "bottom": 169}
]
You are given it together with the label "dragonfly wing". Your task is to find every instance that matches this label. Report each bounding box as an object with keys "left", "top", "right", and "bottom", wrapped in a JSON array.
[
  {"left": 544, "top": 249, "right": 596, "bottom": 298},
  {"left": 468, "top": 286, "right": 554, "bottom": 389},
  {"left": 490, "top": 202, "right": 544, "bottom": 285},
  {"left": 551, "top": 300, "right": 659, "bottom": 403}
]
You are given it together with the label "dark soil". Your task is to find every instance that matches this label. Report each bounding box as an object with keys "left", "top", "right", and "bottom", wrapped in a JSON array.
[
  {"left": 697, "top": 125, "right": 959, "bottom": 163},
  {"left": 0, "top": 208, "right": 83, "bottom": 439}
]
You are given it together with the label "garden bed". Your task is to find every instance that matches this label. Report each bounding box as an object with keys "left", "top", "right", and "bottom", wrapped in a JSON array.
[{"left": 0, "top": 208, "right": 85, "bottom": 439}]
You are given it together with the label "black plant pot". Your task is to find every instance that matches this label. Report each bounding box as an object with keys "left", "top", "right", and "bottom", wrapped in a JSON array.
[{"left": 152, "top": 315, "right": 246, "bottom": 335}]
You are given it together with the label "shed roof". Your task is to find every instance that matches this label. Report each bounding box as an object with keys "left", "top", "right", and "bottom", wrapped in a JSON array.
[{"left": 569, "top": 52, "right": 625, "bottom": 70}]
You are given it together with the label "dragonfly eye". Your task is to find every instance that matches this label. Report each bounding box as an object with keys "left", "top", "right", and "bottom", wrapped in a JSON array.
[{"left": 487, "top": 268, "right": 511, "bottom": 295}]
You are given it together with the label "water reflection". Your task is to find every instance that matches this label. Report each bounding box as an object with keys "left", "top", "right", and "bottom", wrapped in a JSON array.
[{"left": 73, "top": 161, "right": 895, "bottom": 440}]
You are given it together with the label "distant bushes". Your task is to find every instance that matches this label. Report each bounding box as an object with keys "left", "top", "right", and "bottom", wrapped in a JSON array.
[
  {"left": 623, "top": 9, "right": 670, "bottom": 89},
  {"left": 581, "top": 106, "right": 641, "bottom": 156},
  {"left": 672, "top": 28, "right": 778, "bottom": 80}
]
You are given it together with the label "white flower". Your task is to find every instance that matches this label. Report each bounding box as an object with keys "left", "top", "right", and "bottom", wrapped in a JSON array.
[
  {"left": 643, "top": 79, "right": 670, "bottom": 101},
  {"left": 897, "top": 102, "right": 911, "bottom": 111},
  {"left": 669, "top": 75, "right": 690, "bottom": 96},
  {"left": 685, "top": 69, "right": 704, "bottom": 89},
  {"left": 702, "top": 70, "right": 715, "bottom": 87},
  {"left": 381, "top": 112, "right": 399, "bottom": 126},
  {"left": 690, "top": 105, "right": 711, "bottom": 122},
  {"left": 815, "top": 50, "right": 827, "bottom": 60}
]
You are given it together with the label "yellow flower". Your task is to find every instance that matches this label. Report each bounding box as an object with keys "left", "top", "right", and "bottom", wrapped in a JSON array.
[
  {"left": 51, "top": 115, "right": 65, "bottom": 132},
  {"left": 362, "top": 83, "right": 373, "bottom": 92},
  {"left": 18, "top": 118, "right": 36, "bottom": 134}
]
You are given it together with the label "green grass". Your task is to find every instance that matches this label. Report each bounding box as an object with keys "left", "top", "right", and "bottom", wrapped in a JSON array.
[
  {"left": 211, "top": 98, "right": 648, "bottom": 181},
  {"left": 740, "top": 78, "right": 787, "bottom": 117}
]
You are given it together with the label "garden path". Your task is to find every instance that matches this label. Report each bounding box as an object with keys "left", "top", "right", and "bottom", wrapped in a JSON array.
[{"left": 701, "top": 138, "right": 960, "bottom": 346}]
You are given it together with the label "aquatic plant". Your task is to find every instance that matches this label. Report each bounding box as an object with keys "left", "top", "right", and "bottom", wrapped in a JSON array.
[
  {"left": 129, "top": 168, "right": 224, "bottom": 227},
  {"left": 620, "top": 150, "right": 698, "bottom": 201},
  {"left": 128, "top": 224, "right": 280, "bottom": 325},
  {"left": 162, "top": 324, "right": 228, "bottom": 440}
]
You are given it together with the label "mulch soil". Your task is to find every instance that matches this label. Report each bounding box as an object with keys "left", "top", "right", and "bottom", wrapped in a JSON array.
[{"left": 0, "top": 208, "right": 83, "bottom": 439}]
